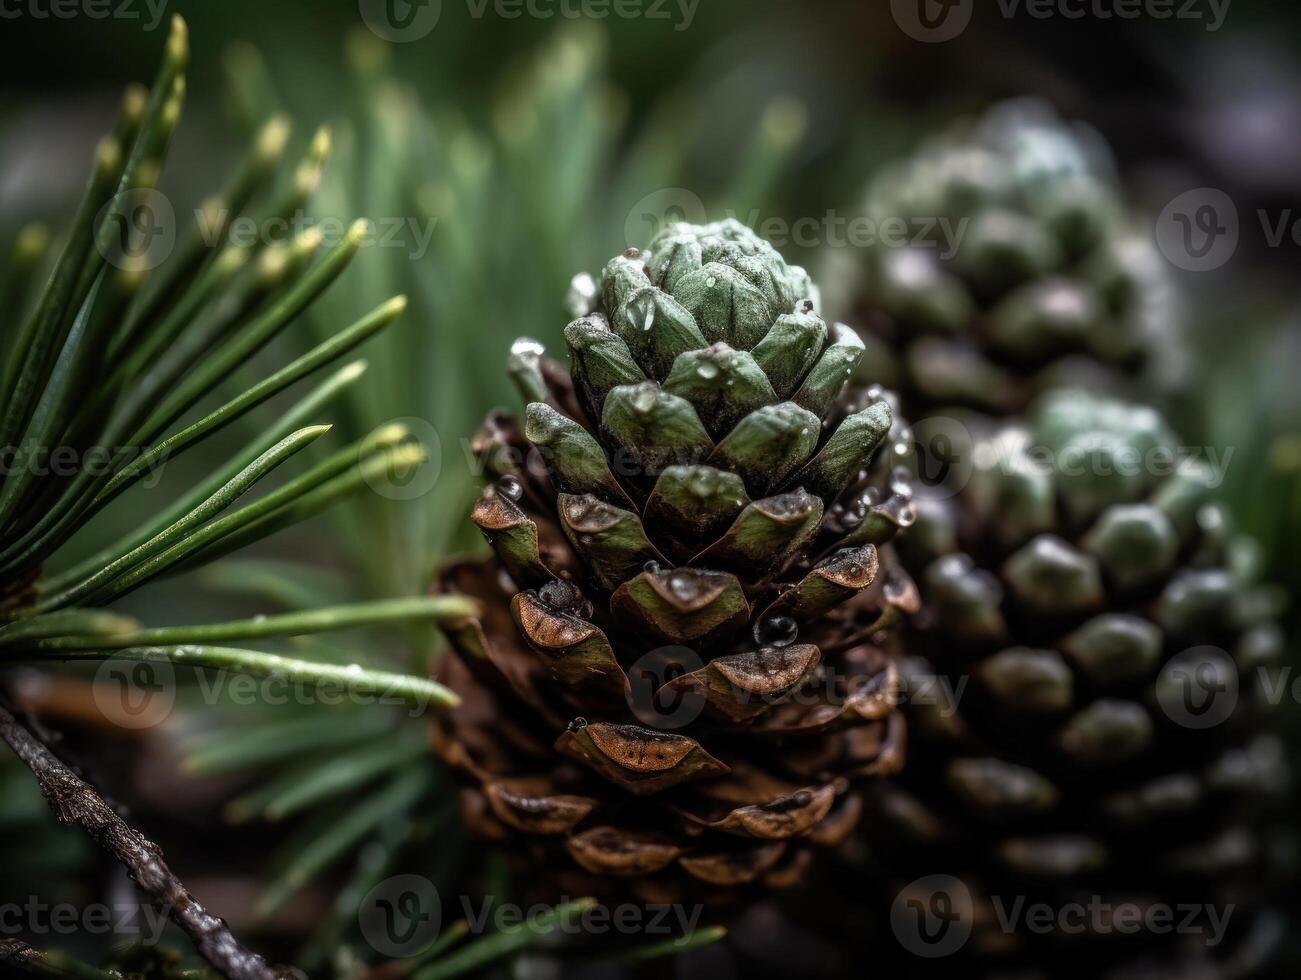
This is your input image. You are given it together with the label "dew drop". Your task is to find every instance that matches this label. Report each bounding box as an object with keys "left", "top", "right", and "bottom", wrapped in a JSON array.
[
  {"left": 631, "top": 385, "right": 658, "bottom": 413},
  {"left": 705, "top": 275, "right": 718, "bottom": 288},
  {"left": 568, "top": 716, "right": 588, "bottom": 731},
  {"left": 697, "top": 363, "right": 720, "bottom": 380},
  {"left": 496, "top": 474, "right": 524, "bottom": 501},
  {"left": 642, "top": 560, "right": 662, "bottom": 575},
  {"left": 754, "top": 614, "right": 798, "bottom": 648},
  {"left": 538, "top": 578, "right": 591, "bottom": 618},
  {"left": 623, "top": 247, "right": 641, "bottom": 259},
  {"left": 510, "top": 337, "right": 545, "bottom": 359},
  {"left": 566, "top": 272, "right": 597, "bottom": 318},
  {"left": 667, "top": 571, "right": 699, "bottom": 602},
  {"left": 628, "top": 292, "right": 657, "bottom": 333}
]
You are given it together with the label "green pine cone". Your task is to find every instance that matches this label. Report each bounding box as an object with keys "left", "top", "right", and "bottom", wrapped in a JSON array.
[
  {"left": 853, "top": 100, "right": 1181, "bottom": 417},
  {"left": 867, "top": 388, "right": 1288, "bottom": 976},
  {"left": 433, "top": 219, "right": 920, "bottom": 897}
]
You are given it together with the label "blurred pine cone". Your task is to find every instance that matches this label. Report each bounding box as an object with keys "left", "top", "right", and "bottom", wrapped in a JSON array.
[
  {"left": 854, "top": 100, "right": 1180, "bottom": 418},
  {"left": 866, "top": 388, "right": 1289, "bottom": 977},
  {"left": 433, "top": 219, "right": 919, "bottom": 900}
]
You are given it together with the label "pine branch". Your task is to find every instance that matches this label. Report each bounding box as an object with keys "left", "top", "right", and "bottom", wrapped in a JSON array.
[
  {"left": 0, "top": 704, "right": 290, "bottom": 980},
  {"left": 0, "top": 939, "right": 122, "bottom": 979},
  {"left": 7, "top": 645, "right": 459, "bottom": 711},
  {"left": 11, "top": 596, "right": 476, "bottom": 650}
]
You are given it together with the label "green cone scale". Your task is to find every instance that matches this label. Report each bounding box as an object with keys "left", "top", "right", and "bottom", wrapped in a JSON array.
[
  {"left": 434, "top": 220, "right": 919, "bottom": 896},
  {"left": 852, "top": 100, "right": 1180, "bottom": 417},
  {"left": 865, "top": 389, "right": 1288, "bottom": 976}
]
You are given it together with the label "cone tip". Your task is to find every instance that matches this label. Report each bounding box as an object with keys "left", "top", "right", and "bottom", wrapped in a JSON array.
[{"left": 258, "top": 115, "right": 292, "bottom": 163}]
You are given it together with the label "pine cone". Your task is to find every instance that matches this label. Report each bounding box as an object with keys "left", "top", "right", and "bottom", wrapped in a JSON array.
[
  {"left": 433, "top": 220, "right": 918, "bottom": 898},
  {"left": 854, "top": 100, "right": 1179, "bottom": 417},
  {"left": 867, "top": 389, "right": 1288, "bottom": 976}
]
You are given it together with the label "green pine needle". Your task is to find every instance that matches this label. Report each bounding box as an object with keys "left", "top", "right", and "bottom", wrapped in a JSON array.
[
  {"left": 411, "top": 899, "right": 599, "bottom": 980},
  {"left": 255, "top": 767, "right": 434, "bottom": 918},
  {"left": 17, "top": 644, "right": 457, "bottom": 712},
  {"left": 22, "top": 596, "right": 476, "bottom": 650},
  {"left": 621, "top": 926, "right": 729, "bottom": 961}
]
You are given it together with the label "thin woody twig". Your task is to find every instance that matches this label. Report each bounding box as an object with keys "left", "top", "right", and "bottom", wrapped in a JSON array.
[
  {"left": 0, "top": 704, "right": 293, "bottom": 980},
  {"left": 0, "top": 938, "right": 120, "bottom": 979}
]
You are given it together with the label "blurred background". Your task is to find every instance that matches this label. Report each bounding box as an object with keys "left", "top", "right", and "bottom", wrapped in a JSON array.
[
  {"left": 1, "top": 0, "right": 1298, "bottom": 975},
  {"left": 5, "top": 0, "right": 1297, "bottom": 590}
]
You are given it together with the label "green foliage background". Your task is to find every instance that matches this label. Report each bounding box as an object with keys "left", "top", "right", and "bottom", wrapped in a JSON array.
[{"left": 1, "top": 0, "right": 1297, "bottom": 974}]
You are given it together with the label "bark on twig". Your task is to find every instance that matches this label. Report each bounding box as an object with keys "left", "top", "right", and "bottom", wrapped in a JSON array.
[{"left": 0, "top": 704, "right": 293, "bottom": 980}]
